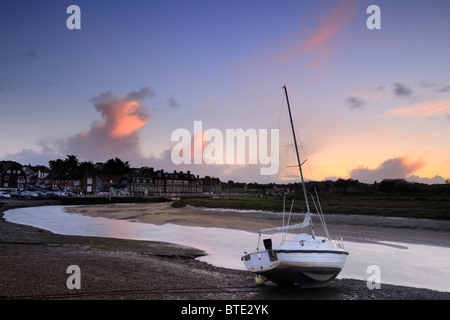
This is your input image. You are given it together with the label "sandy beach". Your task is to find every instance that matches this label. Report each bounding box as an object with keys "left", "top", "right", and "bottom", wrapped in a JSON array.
[{"left": 1, "top": 199, "right": 449, "bottom": 302}]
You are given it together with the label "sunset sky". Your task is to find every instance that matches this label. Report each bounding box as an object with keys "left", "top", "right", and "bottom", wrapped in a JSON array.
[{"left": 1, "top": 0, "right": 449, "bottom": 184}]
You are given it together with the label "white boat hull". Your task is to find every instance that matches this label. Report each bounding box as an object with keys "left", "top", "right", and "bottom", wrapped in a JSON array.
[{"left": 241, "top": 234, "right": 348, "bottom": 285}]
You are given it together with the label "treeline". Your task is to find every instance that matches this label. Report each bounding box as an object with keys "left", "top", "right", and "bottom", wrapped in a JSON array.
[
  {"left": 48, "top": 155, "right": 131, "bottom": 175},
  {"left": 313, "top": 178, "right": 450, "bottom": 195},
  {"left": 243, "top": 178, "right": 449, "bottom": 196}
]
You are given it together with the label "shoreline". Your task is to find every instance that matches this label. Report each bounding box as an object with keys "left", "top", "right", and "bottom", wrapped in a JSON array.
[{"left": 1, "top": 199, "right": 449, "bottom": 300}]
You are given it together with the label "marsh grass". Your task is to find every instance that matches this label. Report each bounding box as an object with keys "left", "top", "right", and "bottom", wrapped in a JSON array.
[{"left": 174, "top": 193, "right": 450, "bottom": 220}]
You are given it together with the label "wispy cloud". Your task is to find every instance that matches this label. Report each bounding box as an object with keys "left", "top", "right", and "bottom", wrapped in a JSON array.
[
  {"left": 276, "top": 0, "right": 359, "bottom": 67},
  {"left": 168, "top": 97, "right": 179, "bottom": 108},
  {"left": 346, "top": 96, "right": 365, "bottom": 110},
  {"left": 437, "top": 84, "right": 450, "bottom": 92},
  {"left": 388, "top": 100, "right": 450, "bottom": 117},
  {"left": 347, "top": 81, "right": 450, "bottom": 113},
  {"left": 392, "top": 83, "right": 412, "bottom": 97}
]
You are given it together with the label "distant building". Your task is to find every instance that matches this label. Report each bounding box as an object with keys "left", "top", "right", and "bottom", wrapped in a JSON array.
[
  {"left": 128, "top": 167, "right": 157, "bottom": 196},
  {"left": 228, "top": 182, "right": 247, "bottom": 195},
  {"left": 127, "top": 167, "right": 202, "bottom": 196},
  {"left": 200, "top": 176, "right": 221, "bottom": 195},
  {"left": 72, "top": 171, "right": 96, "bottom": 194},
  {"left": 23, "top": 165, "right": 51, "bottom": 185},
  {"left": 96, "top": 173, "right": 126, "bottom": 191},
  {"left": 49, "top": 170, "right": 96, "bottom": 194},
  {"left": 0, "top": 161, "right": 26, "bottom": 190}
]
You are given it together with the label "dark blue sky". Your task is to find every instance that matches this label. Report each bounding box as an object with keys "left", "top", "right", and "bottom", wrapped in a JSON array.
[{"left": 1, "top": 0, "right": 449, "bottom": 183}]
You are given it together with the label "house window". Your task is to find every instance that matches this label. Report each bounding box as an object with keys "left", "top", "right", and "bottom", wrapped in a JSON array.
[
  {"left": 87, "top": 178, "right": 92, "bottom": 184},
  {"left": 4, "top": 176, "right": 9, "bottom": 180},
  {"left": 17, "top": 170, "right": 21, "bottom": 174},
  {"left": 6, "top": 170, "right": 11, "bottom": 174},
  {"left": 3, "top": 183, "right": 8, "bottom": 187}
]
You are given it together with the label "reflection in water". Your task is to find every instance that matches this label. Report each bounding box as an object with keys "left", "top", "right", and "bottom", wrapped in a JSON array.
[{"left": 4, "top": 205, "right": 450, "bottom": 292}]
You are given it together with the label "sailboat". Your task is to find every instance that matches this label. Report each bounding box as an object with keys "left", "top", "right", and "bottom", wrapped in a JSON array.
[{"left": 241, "top": 86, "right": 348, "bottom": 286}]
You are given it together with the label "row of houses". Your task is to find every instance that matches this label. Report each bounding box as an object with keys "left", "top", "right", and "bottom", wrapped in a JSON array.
[
  {"left": 125, "top": 167, "right": 202, "bottom": 196},
  {"left": 1, "top": 160, "right": 254, "bottom": 197},
  {"left": 47, "top": 167, "right": 203, "bottom": 196},
  {"left": 1, "top": 161, "right": 203, "bottom": 196}
]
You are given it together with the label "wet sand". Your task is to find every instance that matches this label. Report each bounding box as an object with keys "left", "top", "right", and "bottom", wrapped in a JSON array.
[{"left": 1, "top": 199, "right": 449, "bottom": 301}]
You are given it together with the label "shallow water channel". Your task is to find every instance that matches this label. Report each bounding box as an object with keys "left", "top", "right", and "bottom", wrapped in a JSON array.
[{"left": 4, "top": 205, "right": 450, "bottom": 292}]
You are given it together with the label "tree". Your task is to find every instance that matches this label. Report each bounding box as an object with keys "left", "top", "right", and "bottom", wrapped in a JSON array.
[
  {"left": 379, "top": 179, "right": 410, "bottom": 193},
  {"left": 79, "top": 161, "right": 94, "bottom": 171},
  {"left": 49, "top": 155, "right": 79, "bottom": 172},
  {"left": 102, "top": 158, "right": 131, "bottom": 174},
  {"left": 379, "top": 179, "right": 393, "bottom": 193},
  {"left": 49, "top": 158, "right": 64, "bottom": 171},
  {"left": 65, "top": 155, "right": 79, "bottom": 169}
]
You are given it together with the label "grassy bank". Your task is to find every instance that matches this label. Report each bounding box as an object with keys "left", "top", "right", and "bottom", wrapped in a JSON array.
[{"left": 174, "top": 193, "right": 450, "bottom": 220}]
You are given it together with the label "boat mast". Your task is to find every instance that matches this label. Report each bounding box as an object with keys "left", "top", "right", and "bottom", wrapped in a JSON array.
[{"left": 282, "top": 85, "right": 315, "bottom": 239}]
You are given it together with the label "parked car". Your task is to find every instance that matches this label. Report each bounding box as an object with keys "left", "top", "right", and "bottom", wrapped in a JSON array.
[
  {"left": 10, "top": 191, "right": 20, "bottom": 198},
  {"left": 21, "top": 191, "right": 39, "bottom": 198},
  {"left": 0, "top": 191, "right": 11, "bottom": 199}
]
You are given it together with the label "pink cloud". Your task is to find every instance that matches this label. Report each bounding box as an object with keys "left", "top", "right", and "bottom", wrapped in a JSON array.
[
  {"left": 277, "top": 0, "right": 359, "bottom": 66},
  {"left": 388, "top": 100, "right": 450, "bottom": 117},
  {"left": 60, "top": 88, "right": 152, "bottom": 162}
]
